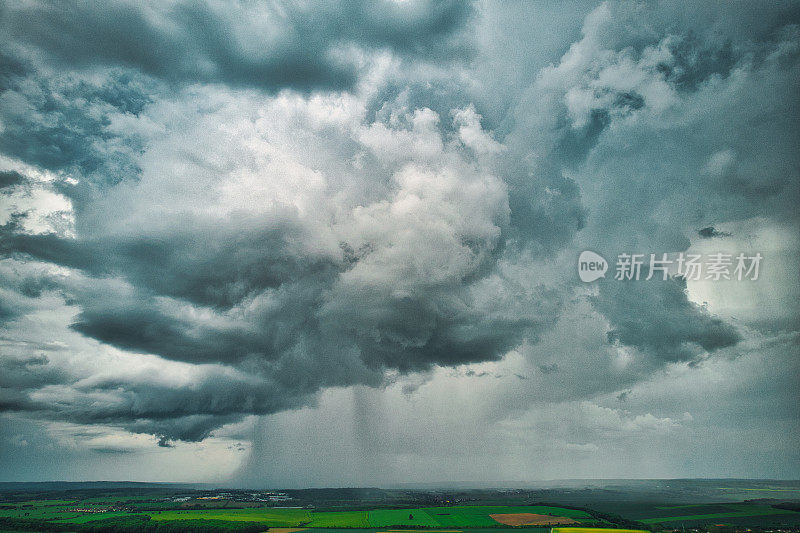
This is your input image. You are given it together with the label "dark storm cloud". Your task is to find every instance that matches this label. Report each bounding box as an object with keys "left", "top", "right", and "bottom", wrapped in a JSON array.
[
  {"left": 1, "top": 215, "right": 334, "bottom": 309},
  {"left": 55, "top": 378, "right": 301, "bottom": 442},
  {"left": 0, "top": 299, "right": 16, "bottom": 323},
  {"left": 0, "top": 82, "right": 546, "bottom": 441},
  {"left": 0, "top": 170, "right": 26, "bottom": 190},
  {"left": 64, "top": 275, "right": 338, "bottom": 368},
  {"left": 0, "top": 354, "right": 69, "bottom": 415},
  {"left": 319, "top": 266, "right": 561, "bottom": 372},
  {"left": 698, "top": 226, "right": 731, "bottom": 239},
  {"left": 69, "top": 297, "right": 261, "bottom": 364},
  {"left": 0, "top": 226, "right": 95, "bottom": 272},
  {"left": 0, "top": 340, "right": 335, "bottom": 441},
  {"left": 1, "top": 0, "right": 474, "bottom": 94},
  {"left": 0, "top": 247, "right": 58, "bottom": 326},
  {"left": 591, "top": 276, "right": 742, "bottom": 362},
  {"left": 0, "top": 355, "right": 64, "bottom": 392}
]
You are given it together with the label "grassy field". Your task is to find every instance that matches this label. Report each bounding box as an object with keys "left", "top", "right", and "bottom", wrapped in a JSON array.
[
  {"left": 148, "top": 507, "right": 312, "bottom": 524},
  {"left": 145, "top": 505, "right": 593, "bottom": 527},
  {"left": 309, "top": 511, "right": 371, "bottom": 527},
  {"left": 11, "top": 496, "right": 799, "bottom": 531},
  {"left": 0, "top": 501, "right": 598, "bottom": 528},
  {"left": 54, "top": 511, "right": 140, "bottom": 524},
  {"left": 369, "top": 504, "right": 591, "bottom": 528},
  {"left": 4, "top": 483, "right": 800, "bottom": 532}
]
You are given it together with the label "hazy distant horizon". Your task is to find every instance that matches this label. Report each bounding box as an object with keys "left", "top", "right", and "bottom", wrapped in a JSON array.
[{"left": 2, "top": 478, "right": 800, "bottom": 490}]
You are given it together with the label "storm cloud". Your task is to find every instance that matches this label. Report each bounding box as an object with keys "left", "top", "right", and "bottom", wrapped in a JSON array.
[
  {"left": 1, "top": 0, "right": 474, "bottom": 93},
  {"left": 0, "top": 0, "right": 798, "bottom": 481}
]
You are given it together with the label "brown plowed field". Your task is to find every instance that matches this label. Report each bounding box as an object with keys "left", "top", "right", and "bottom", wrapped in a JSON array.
[{"left": 490, "top": 513, "right": 579, "bottom": 526}]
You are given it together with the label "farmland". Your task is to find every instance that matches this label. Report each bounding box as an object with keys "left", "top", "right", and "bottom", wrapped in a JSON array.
[
  {"left": 1, "top": 482, "right": 799, "bottom": 532},
  {"left": 143, "top": 505, "right": 594, "bottom": 528},
  {"left": 0, "top": 502, "right": 600, "bottom": 530}
]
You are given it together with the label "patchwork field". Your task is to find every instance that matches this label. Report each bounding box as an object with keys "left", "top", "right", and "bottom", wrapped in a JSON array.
[
  {"left": 145, "top": 505, "right": 594, "bottom": 527},
  {"left": 4, "top": 483, "right": 800, "bottom": 532},
  {"left": 6, "top": 491, "right": 800, "bottom": 532},
  {"left": 0, "top": 501, "right": 599, "bottom": 530}
]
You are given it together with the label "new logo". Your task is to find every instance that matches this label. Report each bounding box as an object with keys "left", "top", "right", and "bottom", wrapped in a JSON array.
[{"left": 578, "top": 251, "right": 608, "bottom": 282}]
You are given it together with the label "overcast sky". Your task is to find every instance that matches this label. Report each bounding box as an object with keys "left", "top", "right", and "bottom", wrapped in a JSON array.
[{"left": 0, "top": 0, "right": 798, "bottom": 486}]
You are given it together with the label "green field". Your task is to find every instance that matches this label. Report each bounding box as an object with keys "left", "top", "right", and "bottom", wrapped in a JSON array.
[
  {"left": 0, "top": 502, "right": 597, "bottom": 529},
  {"left": 4, "top": 483, "right": 800, "bottom": 532},
  {"left": 7, "top": 494, "right": 797, "bottom": 531},
  {"left": 147, "top": 508, "right": 313, "bottom": 525},
  {"left": 309, "top": 510, "right": 371, "bottom": 527},
  {"left": 145, "top": 505, "right": 592, "bottom": 527},
  {"left": 368, "top": 508, "right": 441, "bottom": 527}
]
